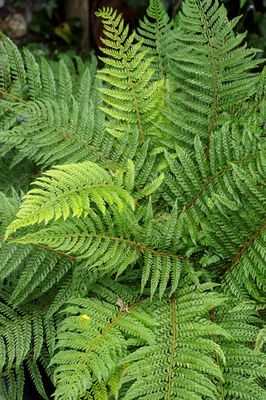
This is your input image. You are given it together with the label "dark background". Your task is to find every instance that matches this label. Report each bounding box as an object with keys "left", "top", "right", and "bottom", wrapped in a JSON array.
[{"left": 0, "top": 0, "right": 265, "bottom": 60}]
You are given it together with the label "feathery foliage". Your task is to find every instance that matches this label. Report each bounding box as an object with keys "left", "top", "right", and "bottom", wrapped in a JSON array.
[
  {"left": 95, "top": 7, "right": 162, "bottom": 141},
  {"left": 0, "top": 0, "right": 266, "bottom": 398}
]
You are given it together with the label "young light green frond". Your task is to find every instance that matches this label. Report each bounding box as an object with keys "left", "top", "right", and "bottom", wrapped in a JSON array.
[
  {"left": 51, "top": 283, "right": 155, "bottom": 400},
  {"left": 6, "top": 161, "right": 134, "bottom": 236}
]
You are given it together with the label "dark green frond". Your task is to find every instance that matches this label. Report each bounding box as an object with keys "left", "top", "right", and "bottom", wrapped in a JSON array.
[
  {"left": 121, "top": 283, "right": 228, "bottom": 399},
  {"left": 159, "top": 0, "right": 263, "bottom": 148}
]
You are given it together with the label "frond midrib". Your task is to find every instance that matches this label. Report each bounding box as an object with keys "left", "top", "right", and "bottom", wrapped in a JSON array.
[
  {"left": 14, "top": 230, "right": 184, "bottom": 261},
  {"left": 180, "top": 149, "right": 262, "bottom": 216}
]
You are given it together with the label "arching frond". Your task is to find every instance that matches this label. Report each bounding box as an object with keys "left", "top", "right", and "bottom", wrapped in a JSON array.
[
  {"left": 10, "top": 209, "right": 185, "bottom": 298},
  {"left": 6, "top": 161, "right": 134, "bottom": 235}
]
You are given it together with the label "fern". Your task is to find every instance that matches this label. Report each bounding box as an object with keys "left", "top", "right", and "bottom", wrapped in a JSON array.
[
  {"left": 137, "top": 0, "right": 173, "bottom": 85},
  {"left": 216, "top": 300, "right": 266, "bottom": 399},
  {"left": 121, "top": 282, "right": 229, "bottom": 399},
  {"left": 6, "top": 161, "right": 134, "bottom": 236},
  {"left": 9, "top": 206, "right": 185, "bottom": 298},
  {"left": 0, "top": 0, "right": 266, "bottom": 399},
  {"left": 51, "top": 281, "right": 155, "bottom": 400},
  {"left": 159, "top": 0, "right": 263, "bottom": 148},
  {"left": 95, "top": 7, "right": 161, "bottom": 141}
]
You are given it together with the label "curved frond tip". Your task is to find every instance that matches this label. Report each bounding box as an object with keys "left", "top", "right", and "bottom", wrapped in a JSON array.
[{"left": 5, "top": 161, "right": 134, "bottom": 236}]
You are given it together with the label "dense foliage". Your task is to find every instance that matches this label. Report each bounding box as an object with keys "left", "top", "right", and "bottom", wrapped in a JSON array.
[{"left": 0, "top": 0, "right": 265, "bottom": 399}]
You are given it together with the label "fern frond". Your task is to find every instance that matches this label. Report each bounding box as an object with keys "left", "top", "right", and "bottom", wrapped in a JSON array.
[
  {"left": 51, "top": 281, "right": 155, "bottom": 400},
  {"left": 6, "top": 161, "right": 134, "bottom": 236},
  {"left": 10, "top": 209, "right": 185, "bottom": 298},
  {"left": 0, "top": 302, "right": 46, "bottom": 370},
  {"left": 121, "top": 283, "right": 228, "bottom": 399},
  {"left": 208, "top": 190, "right": 266, "bottom": 301},
  {"left": 0, "top": 34, "right": 26, "bottom": 97},
  {"left": 137, "top": 0, "right": 173, "bottom": 86},
  {"left": 159, "top": 0, "right": 263, "bottom": 148},
  {"left": 0, "top": 192, "right": 20, "bottom": 236},
  {"left": 96, "top": 7, "right": 161, "bottom": 141},
  {"left": 216, "top": 300, "right": 266, "bottom": 399},
  {"left": 162, "top": 118, "right": 264, "bottom": 239},
  {"left": 0, "top": 365, "right": 25, "bottom": 400}
]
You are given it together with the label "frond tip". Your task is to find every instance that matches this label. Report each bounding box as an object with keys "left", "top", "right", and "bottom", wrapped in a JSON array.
[{"left": 5, "top": 161, "right": 134, "bottom": 236}]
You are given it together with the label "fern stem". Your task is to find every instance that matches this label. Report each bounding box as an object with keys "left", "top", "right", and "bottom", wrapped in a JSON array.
[
  {"left": 2, "top": 236, "right": 76, "bottom": 260},
  {"left": 0, "top": 90, "right": 31, "bottom": 105},
  {"left": 226, "top": 220, "right": 266, "bottom": 272},
  {"left": 167, "top": 297, "right": 176, "bottom": 400},
  {"left": 182, "top": 151, "right": 261, "bottom": 215}
]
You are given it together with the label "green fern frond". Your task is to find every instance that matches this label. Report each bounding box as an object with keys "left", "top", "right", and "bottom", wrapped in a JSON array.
[
  {"left": 10, "top": 209, "right": 185, "bottom": 298},
  {"left": 0, "top": 364, "right": 25, "bottom": 400},
  {"left": 6, "top": 161, "right": 134, "bottom": 236},
  {"left": 0, "top": 94, "right": 110, "bottom": 169},
  {"left": 121, "top": 283, "right": 228, "bottom": 399},
  {"left": 26, "top": 358, "right": 49, "bottom": 400},
  {"left": 0, "top": 192, "right": 20, "bottom": 236},
  {"left": 255, "top": 326, "right": 266, "bottom": 352},
  {"left": 0, "top": 34, "right": 26, "bottom": 97},
  {"left": 216, "top": 300, "right": 266, "bottom": 399},
  {"left": 208, "top": 193, "right": 266, "bottom": 301},
  {"left": 96, "top": 7, "right": 161, "bottom": 141},
  {"left": 137, "top": 0, "right": 173, "bottom": 86},
  {"left": 159, "top": 0, "right": 263, "bottom": 148},
  {"left": 51, "top": 281, "right": 155, "bottom": 400},
  {"left": 0, "top": 302, "right": 47, "bottom": 370},
  {"left": 162, "top": 118, "right": 264, "bottom": 239}
]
